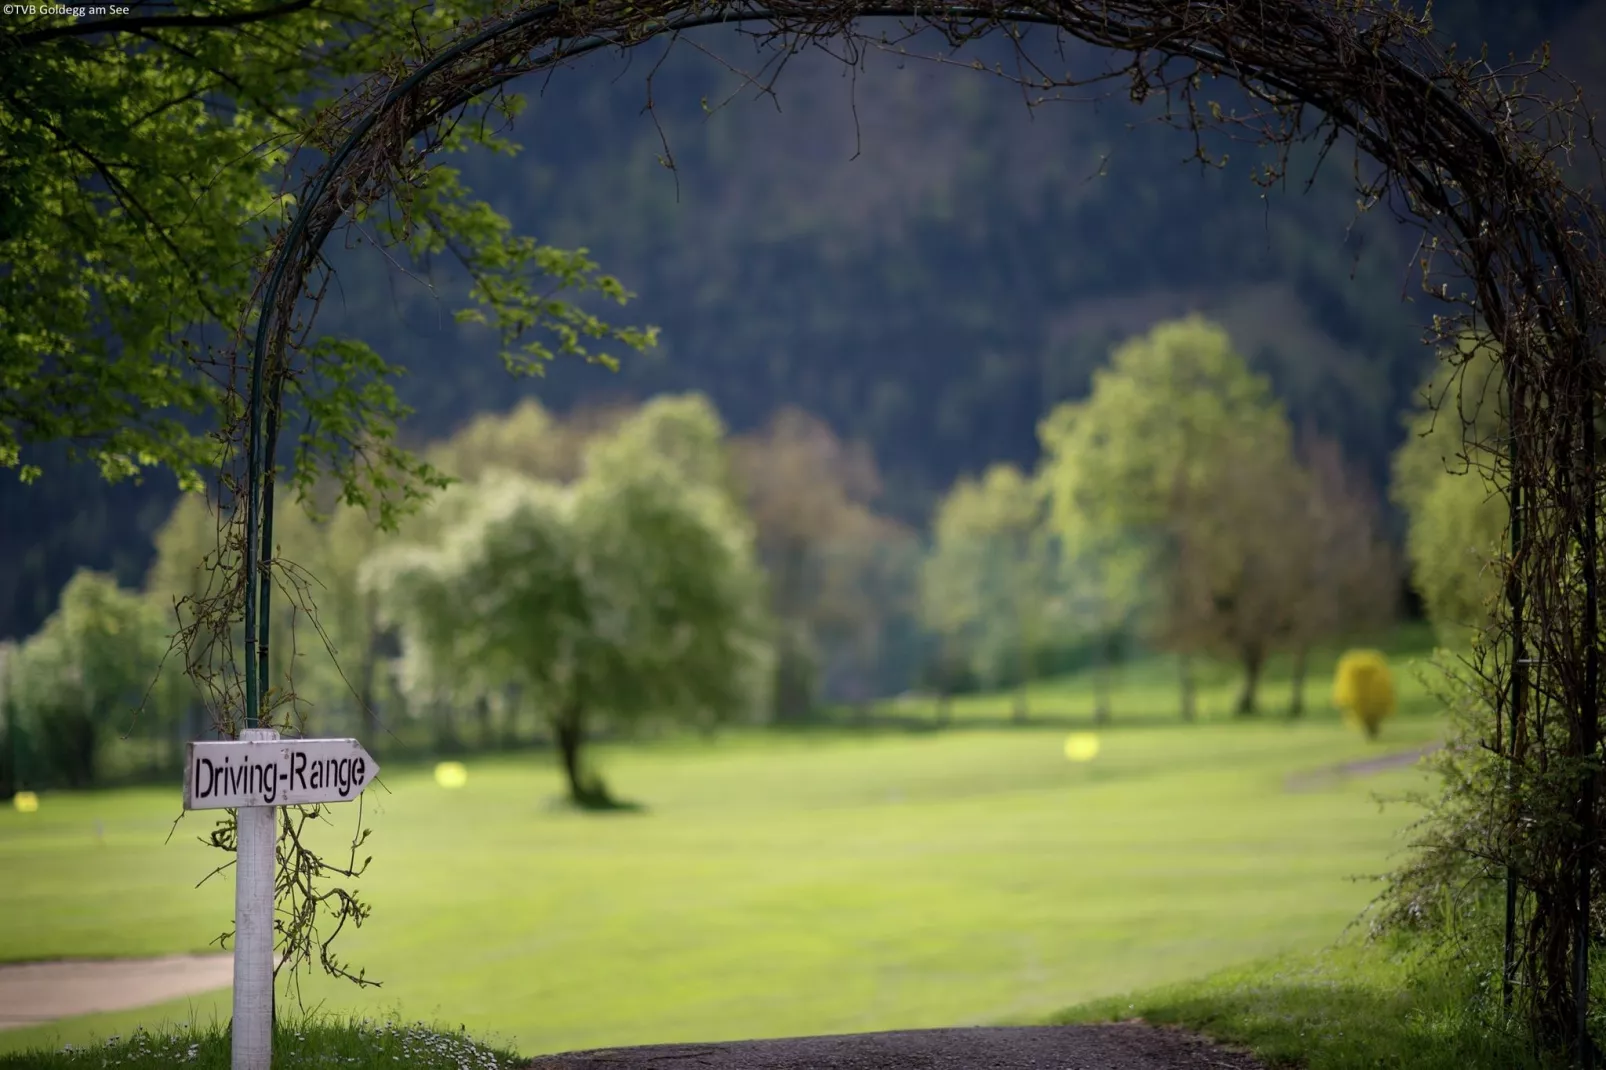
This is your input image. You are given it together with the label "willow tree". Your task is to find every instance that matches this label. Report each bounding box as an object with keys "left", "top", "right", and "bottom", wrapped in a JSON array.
[{"left": 366, "top": 399, "right": 772, "bottom": 806}]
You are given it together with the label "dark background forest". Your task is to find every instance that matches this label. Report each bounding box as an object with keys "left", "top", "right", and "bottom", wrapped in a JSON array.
[{"left": 3, "top": 0, "right": 1601, "bottom": 644}]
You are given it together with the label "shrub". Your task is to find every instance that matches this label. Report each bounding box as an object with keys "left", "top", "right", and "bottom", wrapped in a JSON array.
[{"left": 1333, "top": 649, "right": 1395, "bottom": 740}]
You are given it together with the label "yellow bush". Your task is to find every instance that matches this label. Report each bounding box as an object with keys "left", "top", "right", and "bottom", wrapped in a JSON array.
[{"left": 1332, "top": 649, "right": 1396, "bottom": 740}]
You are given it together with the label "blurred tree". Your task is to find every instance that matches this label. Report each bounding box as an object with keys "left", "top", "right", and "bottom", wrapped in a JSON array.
[
  {"left": 0, "top": 641, "right": 18, "bottom": 798},
  {"left": 144, "top": 490, "right": 247, "bottom": 745},
  {"left": 307, "top": 504, "right": 397, "bottom": 749},
  {"left": 359, "top": 489, "right": 481, "bottom": 754},
  {"left": 1282, "top": 429, "right": 1400, "bottom": 715},
  {"left": 367, "top": 403, "right": 771, "bottom": 806},
  {"left": 815, "top": 519, "right": 923, "bottom": 717},
  {"left": 731, "top": 409, "right": 899, "bottom": 720},
  {"left": 921, "top": 464, "right": 1066, "bottom": 722},
  {"left": 1164, "top": 430, "right": 1306, "bottom": 715},
  {"left": 426, "top": 399, "right": 635, "bottom": 486},
  {"left": 1390, "top": 334, "right": 1507, "bottom": 647},
  {"left": 1333, "top": 648, "right": 1396, "bottom": 740},
  {"left": 8, "top": 571, "right": 165, "bottom": 786},
  {"left": 1038, "top": 316, "right": 1292, "bottom": 719},
  {"left": 583, "top": 394, "right": 740, "bottom": 496},
  {"left": 145, "top": 492, "right": 230, "bottom": 620}
]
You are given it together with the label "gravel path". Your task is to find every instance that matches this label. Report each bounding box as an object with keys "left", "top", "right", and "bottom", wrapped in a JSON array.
[
  {"left": 525, "top": 1024, "right": 1265, "bottom": 1070},
  {"left": 0, "top": 954, "right": 232, "bottom": 1031}
]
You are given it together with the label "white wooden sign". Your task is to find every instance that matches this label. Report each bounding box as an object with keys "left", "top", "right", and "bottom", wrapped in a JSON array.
[
  {"left": 184, "top": 730, "right": 379, "bottom": 1070},
  {"left": 184, "top": 736, "right": 379, "bottom": 810}
]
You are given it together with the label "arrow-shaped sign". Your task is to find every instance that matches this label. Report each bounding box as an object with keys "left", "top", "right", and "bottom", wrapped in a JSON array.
[{"left": 184, "top": 736, "right": 379, "bottom": 810}]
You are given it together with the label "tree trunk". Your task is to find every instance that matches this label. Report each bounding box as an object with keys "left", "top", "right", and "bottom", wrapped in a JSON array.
[
  {"left": 433, "top": 696, "right": 461, "bottom": 754},
  {"left": 502, "top": 684, "right": 524, "bottom": 748},
  {"left": 1288, "top": 646, "right": 1308, "bottom": 719},
  {"left": 1235, "top": 644, "right": 1265, "bottom": 716},
  {"left": 552, "top": 696, "right": 605, "bottom": 807},
  {"left": 1013, "top": 631, "right": 1031, "bottom": 724},
  {"left": 1178, "top": 654, "right": 1197, "bottom": 722},
  {"left": 771, "top": 543, "right": 814, "bottom": 724},
  {"left": 475, "top": 694, "right": 494, "bottom": 748},
  {"left": 356, "top": 604, "right": 380, "bottom": 745},
  {"left": 553, "top": 702, "right": 585, "bottom": 804},
  {"left": 1093, "top": 633, "right": 1114, "bottom": 726}
]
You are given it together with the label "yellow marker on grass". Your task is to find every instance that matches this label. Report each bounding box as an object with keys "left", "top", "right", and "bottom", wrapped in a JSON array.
[
  {"left": 12, "top": 791, "right": 39, "bottom": 813},
  {"left": 1063, "top": 733, "right": 1100, "bottom": 762},
  {"left": 434, "top": 762, "right": 468, "bottom": 789}
]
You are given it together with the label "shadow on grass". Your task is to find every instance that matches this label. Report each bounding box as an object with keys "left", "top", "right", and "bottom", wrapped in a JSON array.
[
  {"left": 1051, "top": 945, "right": 1555, "bottom": 1070},
  {"left": 542, "top": 790, "right": 647, "bottom": 815}
]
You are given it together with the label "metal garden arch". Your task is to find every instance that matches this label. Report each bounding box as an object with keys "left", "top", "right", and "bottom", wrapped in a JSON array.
[{"left": 236, "top": 0, "right": 1606, "bottom": 1061}]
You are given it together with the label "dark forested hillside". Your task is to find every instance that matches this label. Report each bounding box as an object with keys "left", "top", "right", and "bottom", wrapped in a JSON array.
[{"left": 2, "top": 0, "right": 1600, "bottom": 640}]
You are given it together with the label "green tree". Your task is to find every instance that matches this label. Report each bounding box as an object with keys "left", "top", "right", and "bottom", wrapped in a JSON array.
[
  {"left": 1390, "top": 334, "right": 1507, "bottom": 647},
  {"left": 426, "top": 399, "right": 634, "bottom": 486},
  {"left": 731, "top": 409, "right": 897, "bottom": 721},
  {"left": 142, "top": 491, "right": 227, "bottom": 749},
  {"left": 304, "top": 504, "right": 397, "bottom": 748},
  {"left": 366, "top": 403, "right": 770, "bottom": 806},
  {"left": 921, "top": 464, "right": 1067, "bottom": 722},
  {"left": 1038, "top": 315, "right": 1292, "bottom": 718},
  {"left": 1164, "top": 428, "right": 1310, "bottom": 715},
  {"left": 1282, "top": 430, "right": 1400, "bottom": 715},
  {"left": 8, "top": 571, "right": 166, "bottom": 786},
  {"left": 2, "top": 5, "right": 651, "bottom": 523}
]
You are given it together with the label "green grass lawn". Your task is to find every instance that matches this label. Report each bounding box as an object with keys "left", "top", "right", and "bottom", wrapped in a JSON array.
[
  {"left": 1055, "top": 938, "right": 1546, "bottom": 1070},
  {"left": 1, "top": 643, "right": 1451, "bottom": 1062}
]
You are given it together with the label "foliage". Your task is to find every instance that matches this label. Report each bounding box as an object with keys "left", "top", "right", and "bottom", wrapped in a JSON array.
[
  {"left": 731, "top": 408, "right": 911, "bottom": 718},
  {"left": 1164, "top": 424, "right": 1307, "bottom": 715},
  {"left": 1281, "top": 431, "right": 1402, "bottom": 713},
  {"left": 424, "top": 399, "right": 631, "bottom": 487},
  {"left": 1, "top": 0, "right": 1572, "bottom": 645},
  {"left": 1038, "top": 315, "right": 1301, "bottom": 716},
  {"left": 365, "top": 396, "right": 772, "bottom": 805},
  {"left": 5, "top": 572, "right": 165, "bottom": 787},
  {"left": 1332, "top": 649, "right": 1396, "bottom": 741},
  {"left": 921, "top": 463, "right": 1069, "bottom": 719},
  {"left": 1390, "top": 334, "right": 1507, "bottom": 648},
  {"left": 0, "top": 0, "right": 654, "bottom": 519}
]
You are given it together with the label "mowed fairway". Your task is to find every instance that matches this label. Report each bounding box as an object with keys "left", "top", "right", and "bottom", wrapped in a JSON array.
[{"left": 0, "top": 663, "right": 1444, "bottom": 1059}]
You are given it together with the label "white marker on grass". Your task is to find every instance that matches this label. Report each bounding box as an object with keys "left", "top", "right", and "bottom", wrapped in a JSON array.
[{"left": 184, "top": 730, "right": 379, "bottom": 1070}]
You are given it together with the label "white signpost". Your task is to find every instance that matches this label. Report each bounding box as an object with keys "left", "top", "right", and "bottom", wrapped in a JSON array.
[{"left": 184, "top": 729, "right": 380, "bottom": 1070}]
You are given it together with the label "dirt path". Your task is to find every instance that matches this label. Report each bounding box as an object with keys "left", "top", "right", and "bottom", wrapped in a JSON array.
[
  {"left": 1284, "top": 742, "right": 1442, "bottom": 792},
  {"left": 0, "top": 954, "right": 233, "bottom": 1031},
  {"left": 526, "top": 1023, "right": 1264, "bottom": 1070}
]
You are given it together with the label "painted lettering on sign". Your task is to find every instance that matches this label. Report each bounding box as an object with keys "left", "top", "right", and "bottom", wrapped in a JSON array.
[{"left": 183, "top": 738, "right": 379, "bottom": 810}]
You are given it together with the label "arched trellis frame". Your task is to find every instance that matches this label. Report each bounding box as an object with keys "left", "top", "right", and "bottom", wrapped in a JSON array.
[{"left": 223, "top": 0, "right": 1606, "bottom": 1061}]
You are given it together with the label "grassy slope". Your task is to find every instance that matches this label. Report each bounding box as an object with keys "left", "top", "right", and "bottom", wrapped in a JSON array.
[
  {"left": 1052, "top": 940, "right": 1546, "bottom": 1070},
  {"left": 2, "top": 637, "right": 1447, "bottom": 1061}
]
